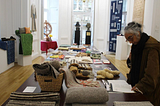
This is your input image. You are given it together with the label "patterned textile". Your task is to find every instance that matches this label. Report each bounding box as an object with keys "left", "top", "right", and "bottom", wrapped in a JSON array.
[
  {"left": 60, "top": 68, "right": 100, "bottom": 88},
  {"left": 0, "top": 40, "right": 15, "bottom": 64},
  {"left": 19, "top": 34, "right": 33, "bottom": 55},
  {"left": 0, "top": 40, "right": 7, "bottom": 50},
  {"left": 6, "top": 92, "right": 60, "bottom": 106}
]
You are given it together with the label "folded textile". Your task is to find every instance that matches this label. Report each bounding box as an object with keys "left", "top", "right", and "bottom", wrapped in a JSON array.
[
  {"left": 60, "top": 68, "right": 100, "bottom": 88},
  {"left": 6, "top": 100, "right": 56, "bottom": 106},
  {"left": 33, "top": 62, "right": 60, "bottom": 78},
  {"left": 19, "top": 34, "right": 33, "bottom": 55},
  {"left": 65, "top": 87, "right": 109, "bottom": 104},
  {"left": 113, "top": 101, "right": 153, "bottom": 106},
  {"left": 6, "top": 92, "right": 60, "bottom": 106},
  {"left": 9, "top": 92, "right": 60, "bottom": 101},
  {"left": 72, "top": 103, "right": 107, "bottom": 106}
]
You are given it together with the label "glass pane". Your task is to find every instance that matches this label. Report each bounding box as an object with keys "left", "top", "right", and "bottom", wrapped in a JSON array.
[
  {"left": 44, "top": 12, "right": 47, "bottom": 22},
  {"left": 44, "top": 0, "right": 48, "bottom": 9},
  {"left": 123, "top": 0, "right": 127, "bottom": 12}
]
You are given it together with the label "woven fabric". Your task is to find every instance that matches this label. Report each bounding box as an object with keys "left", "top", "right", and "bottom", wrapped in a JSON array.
[
  {"left": 6, "top": 92, "right": 60, "bottom": 106},
  {"left": 6, "top": 100, "right": 56, "bottom": 106},
  {"left": 19, "top": 33, "right": 33, "bottom": 55},
  {"left": 0, "top": 40, "right": 15, "bottom": 64}
]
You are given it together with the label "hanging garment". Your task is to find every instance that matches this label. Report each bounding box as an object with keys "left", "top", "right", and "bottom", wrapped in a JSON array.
[{"left": 31, "top": 4, "right": 37, "bottom": 31}]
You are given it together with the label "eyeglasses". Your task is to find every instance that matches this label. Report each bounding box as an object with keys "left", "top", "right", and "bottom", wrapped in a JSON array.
[{"left": 126, "top": 35, "right": 134, "bottom": 42}]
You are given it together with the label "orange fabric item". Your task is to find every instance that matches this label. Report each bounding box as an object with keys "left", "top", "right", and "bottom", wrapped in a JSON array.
[{"left": 25, "top": 27, "right": 31, "bottom": 34}]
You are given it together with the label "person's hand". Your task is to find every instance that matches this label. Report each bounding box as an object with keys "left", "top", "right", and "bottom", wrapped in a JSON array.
[
  {"left": 131, "top": 86, "right": 138, "bottom": 91},
  {"left": 131, "top": 86, "right": 143, "bottom": 94}
]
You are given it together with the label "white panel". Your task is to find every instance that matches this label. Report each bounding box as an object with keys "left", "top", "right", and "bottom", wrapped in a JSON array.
[
  {"left": 0, "top": 0, "right": 7, "bottom": 37},
  {"left": 21, "top": 0, "right": 28, "bottom": 27},
  {"left": 32, "top": 39, "right": 40, "bottom": 60},
  {"left": 58, "top": 0, "right": 72, "bottom": 46},
  {"left": 0, "top": 49, "right": 14, "bottom": 74},
  {"left": 151, "top": 0, "right": 160, "bottom": 41},
  {"left": 94, "top": 0, "right": 110, "bottom": 53},
  {"left": 31, "top": 0, "right": 41, "bottom": 59},
  {"left": 97, "top": 37, "right": 104, "bottom": 41},
  {"left": 12, "top": 0, "right": 21, "bottom": 32},
  {"left": 126, "top": 0, "right": 134, "bottom": 23},
  {"left": 143, "top": 0, "right": 154, "bottom": 36},
  {"left": 6, "top": 0, "right": 12, "bottom": 37}
]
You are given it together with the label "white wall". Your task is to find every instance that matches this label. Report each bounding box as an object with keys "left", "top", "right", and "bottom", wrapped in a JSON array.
[
  {"left": 0, "top": 0, "right": 42, "bottom": 71},
  {"left": 94, "top": 0, "right": 110, "bottom": 53},
  {"left": 126, "top": 0, "right": 134, "bottom": 24},
  {"left": 143, "top": 0, "right": 160, "bottom": 41},
  {"left": 58, "top": 0, "right": 72, "bottom": 46},
  {"left": 29, "top": 0, "right": 42, "bottom": 60},
  {"left": 0, "top": 0, "right": 41, "bottom": 61}
]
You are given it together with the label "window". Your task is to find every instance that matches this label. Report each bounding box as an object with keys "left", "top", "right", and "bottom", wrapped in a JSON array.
[
  {"left": 72, "top": 0, "right": 95, "bottom": 45},
  {"left": 43, "top": 0, "right": 59, "bottom": 41}
]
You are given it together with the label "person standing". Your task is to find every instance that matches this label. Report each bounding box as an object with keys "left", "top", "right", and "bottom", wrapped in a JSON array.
[{"left": 124, "top": 21, "right": 160, "bottom": 106}]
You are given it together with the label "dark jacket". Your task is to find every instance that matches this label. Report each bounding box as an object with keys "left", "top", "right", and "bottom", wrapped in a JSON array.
[{"left": 129, "top": 36, "right": 160, "bottom": 106}]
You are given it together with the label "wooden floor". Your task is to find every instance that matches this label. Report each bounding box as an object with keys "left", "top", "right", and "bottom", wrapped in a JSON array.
[{"left": 0, "top": 54, "right": 130, "bottom": 105}]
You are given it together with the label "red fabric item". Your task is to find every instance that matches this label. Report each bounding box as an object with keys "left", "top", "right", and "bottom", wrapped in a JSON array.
[{"left": 41, "top": 40, "right": 58, "bottom": 55}]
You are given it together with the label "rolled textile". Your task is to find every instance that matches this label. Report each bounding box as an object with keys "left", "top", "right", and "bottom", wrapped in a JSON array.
[{"left": 65, "top": 87, "right": 109, "bottom": 104}]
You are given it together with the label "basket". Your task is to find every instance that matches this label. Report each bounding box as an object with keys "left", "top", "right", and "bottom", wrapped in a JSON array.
[{"left": 36, "top": 73, "right": 63, "bottom": 92}]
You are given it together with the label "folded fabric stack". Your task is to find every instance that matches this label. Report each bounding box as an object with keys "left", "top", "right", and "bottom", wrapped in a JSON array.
[
  {"left": 68, "top": 58, "right": 93, "bottom": 79},
  {"left": 6, "top": 92, "right": 60, "bottom": 106},
  {"left": 68, "top": 56, "right": 93, "bottom": 64},
  {"left": 65, "top": 87, "right": 108, "bottom": 106}
]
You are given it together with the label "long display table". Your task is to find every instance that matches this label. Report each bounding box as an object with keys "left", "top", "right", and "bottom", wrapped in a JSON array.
[{"left": 2, "top": 47, "right": 149, "bottom": 106}]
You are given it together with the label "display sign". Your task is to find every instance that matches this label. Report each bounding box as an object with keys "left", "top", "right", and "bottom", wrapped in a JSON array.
[{"left": 109, "top": 0, "right": 123, "bottom": 52}]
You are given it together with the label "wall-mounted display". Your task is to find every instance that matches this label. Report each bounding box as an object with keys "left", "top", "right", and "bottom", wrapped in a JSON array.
[{"left": 109, "top": 0, "right": 123, "bottom": 52}]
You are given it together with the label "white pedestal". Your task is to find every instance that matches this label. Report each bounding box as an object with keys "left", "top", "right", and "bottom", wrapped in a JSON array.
[
  {"left": 17, "top": 55, "right": 32, "bottom": 66},
  {"left": 0, "top": 49, "right": 14, "bottom": 74},
  {"left": 115, "top": 36, "right": 128, "bottom": 60},
  {"left": 16, "top": 36, "right": 32, "bottom": 66}
]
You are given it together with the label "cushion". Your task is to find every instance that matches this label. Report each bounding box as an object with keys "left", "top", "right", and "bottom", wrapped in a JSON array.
[
  {"left": 25, "top": 27, "right": 31, "bottom": 34},
  {"left": 19, "top": 27, "right": 26, "bottom": 34},
  {"left": 65, "top": 87, "right": 109, "bottom": 104}
]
